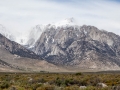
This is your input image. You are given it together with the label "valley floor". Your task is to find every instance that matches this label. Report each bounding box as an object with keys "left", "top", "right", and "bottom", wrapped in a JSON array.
[{"left": 0, "top": 72, "right": 120, "bottom": 90}]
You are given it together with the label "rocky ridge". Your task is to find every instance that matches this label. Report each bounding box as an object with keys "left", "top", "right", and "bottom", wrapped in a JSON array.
[
  {"left": 0, "top": 32, "right": 66, "bottom": 72},
  {"left": 0, "top": 33, "right": 41, "bottom": 59},
  {"left": 32, "top": 25, "right": 120, "bottom": 70},
  {"left": 1, "top": 18, "right": 120, "bottom": 71}
]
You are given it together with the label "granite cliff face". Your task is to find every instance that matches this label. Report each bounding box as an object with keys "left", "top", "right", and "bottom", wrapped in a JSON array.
[{"left": 33, "top": 25, "right": 120, "bottom": 70}]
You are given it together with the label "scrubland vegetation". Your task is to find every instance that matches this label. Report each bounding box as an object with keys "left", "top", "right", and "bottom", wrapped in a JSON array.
[{"left": 0, "top": 72, "right": 120, "bottom": 90}]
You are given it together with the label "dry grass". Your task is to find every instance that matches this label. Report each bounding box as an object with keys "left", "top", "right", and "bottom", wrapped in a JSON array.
[{"left": 0, "top": 72, "right": 120, "bottom": 90}]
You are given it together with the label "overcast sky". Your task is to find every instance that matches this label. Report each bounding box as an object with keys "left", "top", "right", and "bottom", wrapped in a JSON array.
[{"left": 0, "top": 0, "right": 120, "bottom": 35}]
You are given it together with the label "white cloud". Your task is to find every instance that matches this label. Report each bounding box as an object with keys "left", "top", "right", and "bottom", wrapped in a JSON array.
[{"left": 0, "top": 0, "right": 120, "bottom": 35}]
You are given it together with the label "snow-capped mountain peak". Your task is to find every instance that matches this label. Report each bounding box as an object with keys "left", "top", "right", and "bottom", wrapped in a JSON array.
[
  {"left": 54, "top": 17, "right": 77, "bottom": 27},
  {"left": 18, "top": 18, "right": 78, "bottom": 47},
  {"left": 62, "top": 17, "right": 75, "bottom": 23},
  {"left": 0, "top": 18, "right": 79, "bottom": 48}
]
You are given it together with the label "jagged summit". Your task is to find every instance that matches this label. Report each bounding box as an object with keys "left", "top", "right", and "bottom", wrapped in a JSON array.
[
  {"left": 0, "top": 18, "right": 79, "bottom": 46},
  {"left": 54, "top": 17, "right": 78, "bottom": 27},
  {"left": 32, "top": 25, "right": 120, "bottom": 70},
  {"left": 25, "top": 18, "right": 79, "bottom": 48}
]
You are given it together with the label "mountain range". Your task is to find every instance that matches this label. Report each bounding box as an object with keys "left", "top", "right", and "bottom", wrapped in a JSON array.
[{"left": 0, "top": 18, "right": 120, "bottom": 72}]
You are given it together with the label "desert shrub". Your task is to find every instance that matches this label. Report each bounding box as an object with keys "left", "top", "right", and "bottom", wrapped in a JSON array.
[
  {"left": 10, "top": 86, "right": 17, "bottom": 90},
  {"left": 85, "top": 86, "right": 96, "bottom": 90},
  {"left": 64, "top": 85, "right": 79, "bottom": 90},
  {"left": 31, "top": 83, "right": 42, "bottom": 90},
  {"left": 89, "top": 77, "right": 102, "bottom": 86},
  {"left": 65, "top": 79, "right": 80, "bottom": 86},
  {"left": 55, "top": 78, "right": 65, "bottom": 86},
  {"left": 79, "top": 80, "right": 87, "bottom": 86},
  {"left": 75, "top": 72, "right": 82, "bottom": 76},
  {"left": 0, "top": 73, "right": 120, "bottom": 90},
  {"left": 37, "top": 78, "right": 46, "bottom": 83},
  {"left": 36, "top": 85, "right": 55, "bottom": 90},
  {"left": 0, "top": 81, "right": 10, "bottom": 89}
]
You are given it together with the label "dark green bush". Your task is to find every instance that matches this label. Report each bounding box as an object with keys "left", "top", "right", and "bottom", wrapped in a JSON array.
[
  {"left": 75, "top": 72, "right": 82, "bottom": 76},
  {"left": 0, "top": 81, "right": 10, "bottom": 89}
]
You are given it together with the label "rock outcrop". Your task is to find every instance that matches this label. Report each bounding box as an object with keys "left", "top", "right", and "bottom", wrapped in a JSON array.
[
  {"left": 0, "top": 33, "right": 41, "bottom": 59},
  {"left": 32, "top": 25, "right": 120, "bottom": 70}
]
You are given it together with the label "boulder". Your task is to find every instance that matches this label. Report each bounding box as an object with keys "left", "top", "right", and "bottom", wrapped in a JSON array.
[
  {"left": 80, "top": 86, "right": 87, "bottom": 89},
  {"left": 97, "top": 83, "right": 108, "bottom": 88}
]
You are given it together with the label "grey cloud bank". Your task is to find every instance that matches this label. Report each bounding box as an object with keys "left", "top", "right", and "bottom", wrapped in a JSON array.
[{"left": 0, "top": 0, "right": 120, "bottom": 35}]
